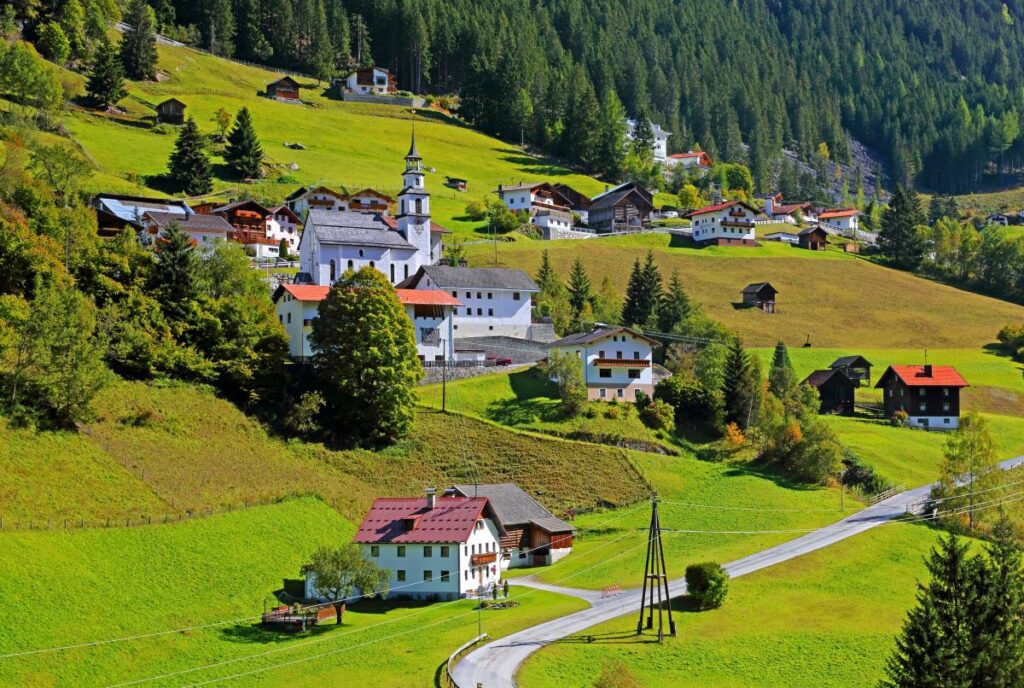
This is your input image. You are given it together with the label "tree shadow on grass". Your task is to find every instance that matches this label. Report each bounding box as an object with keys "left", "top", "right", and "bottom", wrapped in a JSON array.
[
  {"left": 721, "top": 462, "right": 820, "bottom": 492},
  {"left": 493, "top": 147, "right": 579, "bottom": 178},
  {"left": 220, "top": 622, "right": 335, "bottom": 645},
  {"left": 485, "top": 397, "right": 562, "bottom": 426}
]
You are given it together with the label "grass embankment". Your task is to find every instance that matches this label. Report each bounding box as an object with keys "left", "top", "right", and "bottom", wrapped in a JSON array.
[
  {"left": 0, "top": 497, "right": 586, "bottom": 687},
  {"left": 0, "top": 379, "right": 650, "bottom": 525},
  {"left": 465, "top": 233, "right": 1024, "bottom": 348},
  {"left": 45, "top": 39, "right": 607, "bottom": 239},
  {"left": 519, "top": 522, "right": 941, "bottom": 688}
]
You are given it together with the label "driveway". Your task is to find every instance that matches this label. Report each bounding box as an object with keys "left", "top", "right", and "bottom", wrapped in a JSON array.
[{"left": 453, "top": 456, "right": 1024, "bottom": 687}]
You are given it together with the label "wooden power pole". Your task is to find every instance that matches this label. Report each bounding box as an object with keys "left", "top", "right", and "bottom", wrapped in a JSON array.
[{"left": 636, "top": 497, "right": 675, "bottom": 642}]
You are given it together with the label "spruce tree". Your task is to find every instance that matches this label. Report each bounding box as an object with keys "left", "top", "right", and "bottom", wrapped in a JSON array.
[
  {"left": 86, "top": 39, "right": 126, "bottom": 109},
  {"left": 879, "top": 186, "right": 927, "bottom": 270},
  {"left": 535, "top": 249, "right": 559, "bottom": 297},
  {"left": 972, "top": 513, "right": 1024, "bottom": 688},
  {"left": 621, "top": 251, "right": 661, "bottom": 328},
  {"left": 768, "top": 342, "right": 799, "bottom": 402},
  {"left": 657, "top": 270, "right": 691, "bottom": 333},
  {"left": 224, "top": 107, "right": 264, "bottom": 179},
  {"left": 168, "top": 117, "right": 213, "bottom": 196},
  {"left": 621, "top": 257, "right": 645, "bottom": 327},
  {"left": 153, "top": 222, "right": 199, "bottom": 321},
  {"left": 566, "top": 257, "right": 593, "bottom": 322},
  {"left": 722, "top": 337, "right": 760, "bottom": 429},
  {"left": 596, "top": 91, "right": 627, "bottom": 181},
  {"left": 119, "top": 0, "right": 158, "bottom": 80}
]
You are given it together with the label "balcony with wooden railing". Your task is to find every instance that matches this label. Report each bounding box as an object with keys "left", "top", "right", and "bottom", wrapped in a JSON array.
[{"left": 471, "top": 552, "right": 497, "bottom": 566}]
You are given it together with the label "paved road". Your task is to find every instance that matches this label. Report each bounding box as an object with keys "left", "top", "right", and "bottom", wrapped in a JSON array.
[{"left": 453, "top": 456, "right": 1024, "bottom": 687}]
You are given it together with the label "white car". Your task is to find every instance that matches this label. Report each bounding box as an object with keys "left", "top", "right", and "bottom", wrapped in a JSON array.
[{"left": 660, "top": 210, "right": 679, "bottom": 219}]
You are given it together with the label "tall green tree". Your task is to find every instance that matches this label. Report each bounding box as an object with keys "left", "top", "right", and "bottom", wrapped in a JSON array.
[
  {"left": 595, "top": 91, "right": 627, "bottom": 180},
  {"left": 167, "top": 116, "right": 212, "bottom": 195},
  {"left": 879, "top": 186, "right": 927, "bottom": 269},
  {"left": 152, "top": 222, "right": 198, "bottom": 321},
  {"left": 57, "top": 0, "right": 88, "bottom": 62},
  {"left": 972, "top": 513, "right": 1024, "bottom": 688},
  {"left": 224, "top": 107, "right": 264, "bottom": 179},
  {"left": 534, "top": 249, "right": 559, "bottom": 297},
  {"left": 85, "top": 38, "right": 126, "bottom": 108},
  {"left": 565, "top": 257, "right": 593, "bottom": 322},
  {"left": 621, "top": 251, "right": 661, "bottom": 329},
  {"left": 937, "top": 412, "right": 1001, "bottom": 532},
  {"left": 722, "top": 337, "right": 760, "bottom": 430},
  {"left": 657, "top": 270, "right": 691, "bottom": 333},
  {"left": 767, "top": 341, "right": 798, "bottom": 402},
  {"left": 309, "top": 267, "right": 422, "bottom": 447},
  {"left": 119, "top": 0, "right": 157, "bottom": 80}
]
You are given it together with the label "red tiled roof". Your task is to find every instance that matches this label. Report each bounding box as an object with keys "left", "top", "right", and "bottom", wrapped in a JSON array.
[
  {"left": 879, "top": 365, "right": 969, "bottom": 388},
  {"left": 819, "top": 208, "right": 860, "bottom": 219},
  {"left": 353, "top": 497, "right": 491, "bottom": 544},
  {"left": 395, "top": 289, "right": 462, "bottom": 306},
  {"left": 279, "top": 284, "right": 330, "bottom": 301},
  {"left": 687, "top": 200, "right": 758, "bottom": 218}
]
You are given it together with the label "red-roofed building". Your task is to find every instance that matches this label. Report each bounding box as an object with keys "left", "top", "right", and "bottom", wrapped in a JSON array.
[
  {"left": 665, "top": 150, "right": 713, "bottom": 172},
  {"left": 875, "top": 365, "right": 969, "bottom": 429},
  {"left": 687, "top": 200, "right": 760, "bottom": 246},
  {"left": 306, "top": 489, "right": 504, "bottom": 601},
  {"left": 271, "top": 282, "right": 461, "bottom": 363},
  {"left": 818, "top": 207, "right": 861, "bottom": 234}
]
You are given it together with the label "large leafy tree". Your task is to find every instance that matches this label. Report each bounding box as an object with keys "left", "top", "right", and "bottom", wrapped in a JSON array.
[
  {"left": 767, "top": 341, "right": 798, "bottom": 403},
  {"left": 167, "top": 116, "right": 213, "bottom": 195},
  {"left": 86, "top": 39, "right": 126, "bottom": 109},
  {"left": 304, "top": 544, "right": 390, "bottom": 624},
  {"left": 119, "top": 0, "right": 158, "bottom": 80},
  {"left": 309, "top": 267, "right": 422, "bottom": 447},
  {"left": 224, "top": 106, "right": 264, "bottom": 179},
  {"left": 935, "top": 412, "right": 1001, "bottom": 532}
]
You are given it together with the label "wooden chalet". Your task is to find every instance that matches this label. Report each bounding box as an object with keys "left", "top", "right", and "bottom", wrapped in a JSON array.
[
  {"left": 875, "top": 365, "right": 969, "bottom": 430},
  {"left": 802, "top": 368, "right": 856, "bottom": 415},
  {"left": 445, "top": 176, "right": 468, "bottom": 192},
  {"left": 587, "top": 182, "right": 654, "bottom": 232},
  {"left": 551, "top": 183, "right": 593, "bottom": 214},
  {"left": 345, "top": 188, "right": 393, "bottom": 214},
  {"left": 798, "top": 226, "right": 828, "bottom": 251},
  {"left": 154, "top": 98, "right": 186, "bottom": 124},
  {"left": 740, "top": 282, "right": 777, "bottom": 312},
  {"left": 829, "top": 355, "right": 872, "bottom": 386},
  {"left": 197, "top": 199, "right": 272, "bottom": 243},
  {"left": 266, "top": 76, "right": 300, "bottom": 100}
]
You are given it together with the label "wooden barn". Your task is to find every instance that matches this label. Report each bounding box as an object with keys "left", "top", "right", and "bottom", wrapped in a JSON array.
[
  {"left": 587, "top": 182, "right": 654, "bottom": 232},
  {"left": 875, "top": 364, "right": 969, "bottom": 430},
  {"left": 740, "top": 282, "right": 777, "bottom": 312},
  {"left": 154, "top": 98, "right": 186, "bottom": 124},
  {"left": 798, "top": 226, "right": 828, "bottom": 251},
  {"left": 802, "top": 369, "right": 856, "bottom": 415},
  {"left": 266, "top": 76, "right": 300, "bottom": 100},
  {"left": 830, "top": 355, "right": 873, "bottom": 386}
]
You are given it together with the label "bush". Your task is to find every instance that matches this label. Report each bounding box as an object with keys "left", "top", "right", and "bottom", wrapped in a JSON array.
[
  {"left": 997, "top": 323, "right": 1024, "bottom": 361},
  {"left": 891, "top": 409, "right": 909, "bottom": 427},
  {"left": 639, "top": 398, "right": 675, "bottom": 432},
  {"left": 464, "top": 200, "right": 487, "bottom": 221},
  {"left": 685, "top": 561, "right": 728, "bottom": 609},
  {"left": 593, "top": 659, "right": 642, "bottom": 688}
]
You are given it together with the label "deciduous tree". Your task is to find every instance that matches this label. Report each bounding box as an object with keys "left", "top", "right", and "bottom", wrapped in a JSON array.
[{"left": 304, "top": 544, "right": 390, "bottom": 624}]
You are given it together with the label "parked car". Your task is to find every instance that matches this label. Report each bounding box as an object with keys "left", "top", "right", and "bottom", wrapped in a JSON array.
[
  {"left": 660, "top": 210, "right": 679, "bottom": 219},
  {"left": 486, "top": 355, "right": 513, "bottom": 366}
]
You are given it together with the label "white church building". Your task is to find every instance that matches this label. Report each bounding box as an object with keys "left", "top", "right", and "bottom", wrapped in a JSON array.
[{"left": 297, "top": 130, "right": 444, "bottom": 286}]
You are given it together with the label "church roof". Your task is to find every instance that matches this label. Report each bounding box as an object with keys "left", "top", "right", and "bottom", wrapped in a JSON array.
[
  {"left": 406, "top": 127, "right": 421, "bottom": 160},
  {"left": 307, "top": 209, "right": 415, "bottom": 250}
]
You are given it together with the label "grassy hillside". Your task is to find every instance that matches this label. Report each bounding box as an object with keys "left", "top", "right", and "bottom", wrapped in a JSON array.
[
  {"left": 0, "top": 498, "right": 586, "bottom": 687},
  {"left": 464, "top": 233, "right": 1024, "bottom": 349},
  {"left": 519, "top": 522, "right": 941, "bottom": 688},
  {"left": 42, "top": 39, "right": 612, "bottom": 238}
]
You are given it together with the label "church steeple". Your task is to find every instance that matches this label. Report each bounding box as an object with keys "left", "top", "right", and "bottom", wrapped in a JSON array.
[
  {"left": 396, "top": 125, "right": 433, "bottom": 273},
  {"left": 405, "top": 125, "right": 421, "bottom": 167}
]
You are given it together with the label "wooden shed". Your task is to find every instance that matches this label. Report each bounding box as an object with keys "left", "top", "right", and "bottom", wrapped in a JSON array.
[
  {"left": 798, "top": 226, "right": 828, "bottom": 251},
  {"left": 802, "top": 369, "right": 856, "bottom": 415},
  {"left": 155, "top": 98, "right": 186, "bottom": 124},
  {"left": 829, "top": 355, "right": 873, "bottom": 386},
  {"left": 266, "top": 76, "right": 300, "bottom": 100},
  {"left": 740, "top": 282, "right": 777, "bottom": 312}
]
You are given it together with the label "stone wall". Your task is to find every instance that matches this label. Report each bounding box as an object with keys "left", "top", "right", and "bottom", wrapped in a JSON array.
[
  {"left": 339, "top": 92, "right": 426, "bottom": 108},
  {"left": 421, "top": 362, "right": 532, "bottom": 385}
]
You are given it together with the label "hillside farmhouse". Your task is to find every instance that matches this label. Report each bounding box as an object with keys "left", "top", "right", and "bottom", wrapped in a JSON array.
[
  {"left": 342, "top": 67, "right": 396, "bottom": 95},
  {"left": 154, "top": 98, "right": 186, "bottom": 124},
  {"left": 399, "top": 265, "right": 539, "bottom": 339},
  {"left": 495, "top": 182, "right": 575, "bottom": 236},
  {"left": 267, "top": 205, "right": 302, "bottom": 252},
  {"left": 830, "top": 355, "right": 873, "bottom": 386},
  {"left": 802, "top": 368, "right": 856, "bottom": 415},
  {"left": 688, "top": 200, "right": 759, "bottom": 246},
  {"left": 91, "top": 193, "right": 194, "bottom": 236},
  {"left": 196, "top": 199, "right": 283, "bottom": 259},
  {"left": 588, "top": 182, "right": 654, "bottom": 233},
  {"left": 798, "top": 226, "right": 829, "bottom": 251},
  {"left": 547, "top": 326, "right": 660, "bottom": 402},
  {"left": 451, "top": 484, "right": 573, "bottom": 568},
  {"left": 665, "top": 150, "right": 713, "bottom": 173},
  {"left": 551, "top": 183, "right": 593, "bottom": 224},
  {"left": 759, "top": 193, "right": 817, "bottom": 225},
  {"left": 142, "top": 211, "right": 231, "bottom": 248},
  {"left": 876, "top": 365, "right": 968, "bottom": 430},
  {"left": 285, "top": 186, "right": 348, "bottom": 216},
  {"left": 305, "top": 490, "right": 504, "bottom": 602},
  {"left": 818, "top": 208, "right": 861, "bottom": 234}
]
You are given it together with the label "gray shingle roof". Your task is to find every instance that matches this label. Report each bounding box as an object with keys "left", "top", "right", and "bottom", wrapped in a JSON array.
[
  {"left": 451, "top": 483, "right": 573, "bottom": 533},
  {"left": 547, "top": 326, "right": 658, "bottom": 349},
  {"left": 415, "top": 265, "right": 538, "bottom": 292},
  {"left": 307, "top": 209, "right": 415, "bottom": 250},
  {"left": 145, "top": 212, "right": 232, "bottom": 233}
]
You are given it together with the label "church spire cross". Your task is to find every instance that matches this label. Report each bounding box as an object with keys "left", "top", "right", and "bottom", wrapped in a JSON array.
[{"left": 406, "top": 125, "right": 421, "bottom": 161}]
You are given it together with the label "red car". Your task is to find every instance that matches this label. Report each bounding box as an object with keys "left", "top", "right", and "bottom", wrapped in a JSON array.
[{"left": 486, "top": 355, "right": 513, "bottom": 366}]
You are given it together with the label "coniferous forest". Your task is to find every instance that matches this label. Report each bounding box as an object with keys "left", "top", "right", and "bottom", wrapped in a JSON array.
[{"left": 15, "top": 0, "right": 1024, "bottom": 192}]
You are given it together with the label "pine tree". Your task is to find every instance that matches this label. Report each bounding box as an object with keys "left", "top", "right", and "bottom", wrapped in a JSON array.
[
  {"left": 879, "top": 186, "right": 927, "bottom": 269},
  {"left": 57, "top": 0, "right": 88, "bottom": 63},
  {"left": 722, "top": 337, "right": 760, "bottom": 430},
  {"left": 621, "top": 250, "right": 661, "bottom": 328},
  {"left": 621, "top": 257, "right": 645, "bottom": 327},
  {"left": 566, "top": 257, "right": 593, "bottom": 322},
  {"left": 119, "top": 0, "right": 158, "bottom": 80},
  {"left": 168, "top": 117, "right": 213, "bottom": 195},
  {"left": 224, "top": 107, "right": 264, "bottom": 179},
  {"left": 535, "top": 249, "right": 560, "bottom": 297},
  {"left": 153, "top": 222, "right": 199, "bottom": 321},
  {"left": 768, "top": 342, "right": 798, "bottom": 402},
  {"left": 351, "top": 13, "right": 372, "bottom": 67},
  {"left": 202, "top": 0, "right": 236, "bottom": 57},
  {"left": 657, "top": 270, "right": 691, "bottom": 333},
  {"left": 596, "top": 91, "right": 627, "bottom": 181},
  {"left": 972, "top": 513, "right": 1024, "bottom": 688},
  {"left": 86, "top": 39, "right": 126, "bottom": 109}
]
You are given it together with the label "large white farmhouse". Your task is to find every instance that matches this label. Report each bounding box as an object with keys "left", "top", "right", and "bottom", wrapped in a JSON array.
[
  {"left": 625, "top": 118, "right": 671, "bottom": 162},
  {"left": 271, "top": 283, "right": 460, "bottom": 362},
  {"left": 400, "top": 265, "right": 539, "bottom": 339},
  {"left": 818, "top": 208, "right": 861, "bottom": 235},
  {"left": 687, "top": 200, "right": 760, "bottom": 246},
  {"left": 495, "top": 182, "right": 575, "bottom": 236},
  {"left": 305, "top": 490, "right": 504, "bottom": 602},
  {"left": 547, "top": 326, "right": 660, "bottom": 402},
  {"left": 297, "top": 131, "right": 444, "bottom": 286}
]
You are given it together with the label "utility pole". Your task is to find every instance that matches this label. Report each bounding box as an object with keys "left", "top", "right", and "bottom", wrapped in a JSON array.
[{"left": 636, "top": 497, "right": 675, "bottom": 643}]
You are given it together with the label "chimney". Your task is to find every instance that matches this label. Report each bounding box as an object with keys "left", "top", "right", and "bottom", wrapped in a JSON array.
[
  {"left": 425, "top": 487, "right": 437, "bottom": 510},
  {"left": 923, "top": 364, "right": 933, "bottom": 378}
]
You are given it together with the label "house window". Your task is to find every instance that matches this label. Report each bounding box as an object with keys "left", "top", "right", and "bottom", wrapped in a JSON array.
[
  {"left": 286, "top": 313, "right": 292, "bottom": 324},
  {"left": 397, "top": 546, "right": 406, "bottom": 557},
  {"left": 424, "top": 570, "right": 432, "bottom": 582},
  {"left": 441, "top": 571, "right": 450, "bottom": 582},
  {"left": 475, "top": 521, "right": 484, "bottom": 530},
  {"left": 599, "top": 388, "right": 606, "bottom": 398},
  {"left": 599, "top": 350, "right": 605, "bottom": 358},
  {"left": 441, "top": 545, "right": 450, "bottom": 557},
  {"left": 943, "top": 388, "right": 950, "bottom": 396},
  {"left": 617, "top": 389, "right": 624, "bottom": 398},
  {"left": 404, "top": 265, "right": 409, "bottom": 279},
  {"left": 944, "top": 418, "right": 951, "bottom": 424},
  {"left": 628, "top": 369, "right": 641, "bottom": 379},
  {"left": 513, "top": 292, "right": 521, "bottom": 300},
  {"left": 477, "top": 292, "right": 482, "bottom": 299},
  {"left": 488, "top": 308, "right": 494, "bottom": 316},
  {"left": 464, "top": 545, "right": 469, "bottom": 556},
  {"left": 369, "top": 261, "right": 375, "bottom": 269},
  {"left": 395, "top": 569, "right": 407, "bottom": 582},
  {"left": 464, "top": 570, "right": 470, "bottom": 580},
  {"left": 278, "top": 314, "right": 283, "bottom": 324},
  {"left": 390, "top": 264, "right": 395, "bottom": 282},
  {"left": 919, "top": 388, "right": 926, "bottom": 396},
  {"left": 359, "top": 249, "right": 364, "bottom": 257},
  {"left": 424, "top": 546, "right": 432, "bottom": 557},
  {"left": 617, "top": 351, "right": 623, "bottom": 359},
  {"left": 466, "top": 292, "right": 471, "bottom": 299},
  {"left": 452, "top": 291, "right": 458, "bottom": 298},
  {"left": 370, "top": 545, "right": 379, "bottom": 557},
  {"left": 599, "top": 369, "right": 611, "bottom": 378},
  {"left": 943, "top": 402, "right": 951, "bottom": 412},
  {"left": 919, "top": 403, "right": 927, "bottom": 412},
  {"left": 487, "top": 292, "right": 493, "bottom": 299},
  {"left": 347, "top": 259, "right": 353, "bottom": 269},
  {"left": 329, "top": 259, "right": 336, "bottom": 282},
  {"left": 634, "top": 351, "right": 640, "bottom": 359},
  {"left": 477, "top": 308, "right": 482, "bottom": 316}
]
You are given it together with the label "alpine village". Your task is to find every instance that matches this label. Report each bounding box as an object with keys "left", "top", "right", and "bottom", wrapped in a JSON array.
[{"left": 6, "top": 1, "right": 1024, "bottom": 687}]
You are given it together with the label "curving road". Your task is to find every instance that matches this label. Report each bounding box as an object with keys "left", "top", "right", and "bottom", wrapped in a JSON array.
[{"left": 453, "top": 456, "right": 1024, "bottom": 687}]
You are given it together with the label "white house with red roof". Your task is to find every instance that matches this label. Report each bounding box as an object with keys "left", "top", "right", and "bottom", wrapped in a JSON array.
[
  {"left": 876, "top": 364, "right": 969, "bottom": 430},
  {"left": 271, "top": 283, "right": 461, "bottom": 362},
  {"left": 306, "top": 489, "right": 504, "bottom": 601},
  {"left": 818, "top": 208, "right": 861, "bottom": 235},
  {"left": 665, "top": 150, "right": 713, "bottom": 174},
  {"left": 760, "top": 194, "right": 817, "bottom": 225},
  {"left": 547, "top": 326, "right": 660, "bottom": 402},
  {"left": 495, "top": 182, "right": 575, "bottom": 235},
  {"left": 687, "top": 200, "right": 759, "bottom": 246}
]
